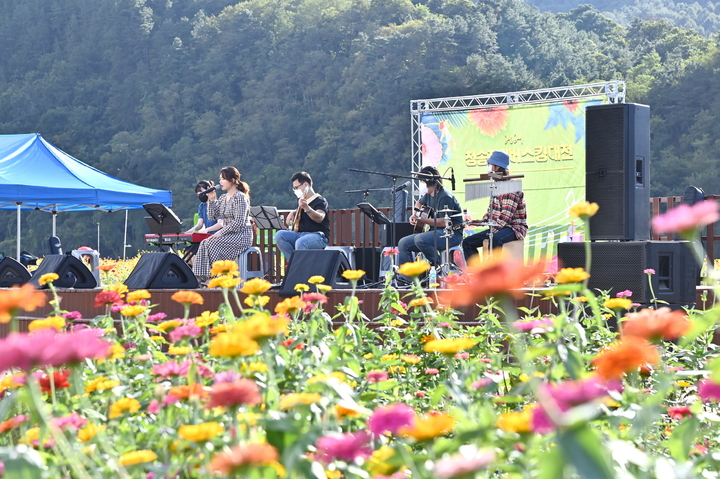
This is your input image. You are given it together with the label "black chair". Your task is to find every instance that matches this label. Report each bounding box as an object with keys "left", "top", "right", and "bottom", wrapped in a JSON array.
[
  {"left": 48, "top": 236, "right": 63, "bottom": 255},
  {"left": 19, "top": 251, "right": 39, "bottom": 267}
]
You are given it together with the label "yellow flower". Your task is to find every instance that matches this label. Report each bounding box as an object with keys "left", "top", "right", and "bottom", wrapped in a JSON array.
[
  {"left": 388, "top": 365, "right": 406, "bottom": 375},
  {"left": 390, "top": 319, "right": 406, "bottom": 327},
  {"left": 168, "top": 346, "right": 192, "bottom": 355},
  {"left": 241, "top": 278, "right": 273, "bottom": 295},
  {"left": 195, "top": 311, "right": 220, "bottom": 328},
  {"left": 179, "top": 422, "right": 224, "bottom": 442},
  {"left": 676, "top": 380, "right": 691, "bottom": 387},
  {"left": 294, "top": 284, "right": 310, "bottom": 292},
  {"left": 244, "top": 296, "right": 270, "bottom": 308},
  {"left": 308, "top": 276, "right": 325, "bottom": 284},
  {"left": 401, "top": 354, "right": 421, "bottom": 364},
  {"left": 208, "top": 275, "right": 242, "bottom": 289},
  {"left": 568, "top": 201, "right": 599, "bottom": 219},
  {"left": 326, "top": 470, "right": 343, "bottom": 479},
  {"left": 317, "top": 284, "right": 332, "bottom": 293},
  {"left": 234, "top": 313, "right": 289, "bottom": 340},
  {"left": 28, "top": 316, "right": 66, "bottom": 332},
  {"left": 236, "top": 412, "right": 260, "bottom": 426},
  {"left": 420, "top": 334, "right": 435, "bottom": 344},
  {"left": 126, "top": 290, "right": 151, "bottom": 303},
  {"left": 240, "top": 362, "right": 269, "bottom": 374},
  {"left": 381, "top": 354, "right": 398, "bottom": 362},
  {"left": 172, "top": 291, "right": 204, "bottom": 305},
  {"left": 363, "top": 353, "right": 374, "bottom": 359},
  {"left": 210, "top": 323, "right": 230, "bottom": 334},
  {"left": 555, "top": 267, "right": 590, "bottom": 284},
  {"left": 156, "top": 320, "right": 183, "bottom": 332},
  {"left": 367, "top": 446, "right": 399, "bottom": 476},
  {"left": 1, "top": 373, "right": 25, "bottom": 389},
  {"left": 424, "top": 337, "right": 476, "bottom": 355},
  {"left": 119, "top": 450, "right": 157, "bottom": 466},
  {"left": 210, "top": 260, "right": 240, "bottom": 277},
  {"left": 334, "top": 404, "right": 362, "bottom": 419},
  {"left": 574, "top": 296, "right": 588, "bottom": 303},
  {"left": 38, "top": 273, "right": 59, "bottom": 286},
  {"left": 275, "top": 296, "right": 307, "bottom": 316},
  {"left": 400, "top": 412, "right": 455, "bottom": 441},
  {"left": 120, "top": 305, "right": 146, "bottom": 317},
  {"left": 408, "top": 297, "right": 431, "bottom": 307},
  {"left": 604, "top": 298, "right": 633, "bottom": 310},
  {"left": 22, "top": 427, "right": 53, "bottom": 447},
  {"left": 109, "top": 398, "right": 141, "bottom": 419},
  {"left": 150, "top": 335, "right": 164, "bottom": 342},
  {"left": 342, "top": 269, "right": 365, "bottom": 281},
  {"left": 77, "top": 423, "right": 105, "bottom": 443},
  {"left": 279, "top": 393, "right": 323, "bottom": 410},
  {"left": 209, "top": 332, "right": 260, "bottom": 357},
  {"left": 497, "top": 409, "right": 533, "bottom": 433},
  {"left": 398, "top": 261, "right": 431, "bottom": 277},
  {"left": 95, "top": 380, "right": 120, "bottom": 391},
  {"left": 85, "top": 376, "right": 108, "bottom": 393},
  {"left": 105, "top": 283, "right": 128, "bottom": 295},
  {"left": 108, "top": 343, "right": 125, "bottom": 360},
  {"left": 307, "top": 372, "right": 347, "bottom": 384}
]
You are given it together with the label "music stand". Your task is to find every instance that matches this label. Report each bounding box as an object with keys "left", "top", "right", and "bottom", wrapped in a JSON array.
[
  {"left": 358, "top": 202, "right": 390, "bottom": 287},
  {"left": 250, "top": 206, "right": 285, "bottom": 230},
  {"left": 143, "top": 203, "right": 183, "bottom": 252}
]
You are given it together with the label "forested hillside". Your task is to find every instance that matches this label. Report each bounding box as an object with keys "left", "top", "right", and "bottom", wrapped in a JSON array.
[{"left": 0, "top": 0, "right": 718, "bottom": 257}]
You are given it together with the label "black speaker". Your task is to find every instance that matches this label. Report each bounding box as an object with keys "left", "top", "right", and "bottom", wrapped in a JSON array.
[
  {"left": 0, "top": 257, "right": 31, "bottom": 287},
  {"left": 29, "top": 254, "right": 98, "bottom": 289},
  {"left": 557, "top": 241, "right": 697, "bottom": 305},
  {"left": 124, "top": 253, "right": 198, "bottom": 289},
  {"left": 354, "top": 247, "right": 381, "bottom": 282},
  {"left": 380, "top": 223, "right": 415, "bottom": 247},
  {"left": 280, "top": 250, "right": 351, "bottom": 297},
  {"left": 585, "top": 103, "right": 651, "bottom": 240}
]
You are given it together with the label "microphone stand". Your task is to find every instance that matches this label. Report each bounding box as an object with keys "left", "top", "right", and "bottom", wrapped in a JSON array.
[{"left": 345, "top": 187, "right": 391, "bottom": 285}]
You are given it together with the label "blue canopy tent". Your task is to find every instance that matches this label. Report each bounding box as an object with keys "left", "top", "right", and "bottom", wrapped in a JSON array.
[{"left": 0, "top": 133, "right": 173, "bottom": 259}]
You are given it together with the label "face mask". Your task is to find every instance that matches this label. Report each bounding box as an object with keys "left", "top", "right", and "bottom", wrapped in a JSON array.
[
  {"left": 487, "top": 164, "right": 494, "bottom": 174},
  {"left": 294, "top": 187, "right": 305, "bottom": 199},
  {"left": 418, "top": 182, "right": 428, "bottom": 196}
]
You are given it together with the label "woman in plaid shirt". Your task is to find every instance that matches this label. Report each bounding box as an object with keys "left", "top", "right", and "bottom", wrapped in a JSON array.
[{"left": 462, "top": 151, "right": 527, "bottom": 262}]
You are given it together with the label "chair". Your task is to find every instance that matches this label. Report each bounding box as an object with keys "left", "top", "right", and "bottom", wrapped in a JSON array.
[
  {"left": 440, "top": 246, "right": 466, "bottom": 273},
  {"left": 324, "top": 246, "right": 356, "bottom": 269},
  {"left": 237, "top": 247, "right": 264, "bottom": 281},
  {"left": 72, "top": 249, "right": 102, "bottom": 286},
  {"left": 482, "top": 238, "right": 525, "bottom": 262},
  {"left": 48, "top": 236, "right": 63, "bottom": 255}
]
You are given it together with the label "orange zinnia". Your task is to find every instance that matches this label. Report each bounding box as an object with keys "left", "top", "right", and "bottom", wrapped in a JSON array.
[
  {"left": 592, "top": 337, "right": 660, "bottom": 380},
  {"left": 168, "top": 383, "right": 208, "bottom": 400},
  {"left": 210, "top": 443, "right": 279, "bottom": 475},
  {"left": 171, "top": 291, "right": 204, "bottom": 305},
  {"left": 0, "top": 284, "right": 47, "bottom": 323},
  {"left": 621, "top": 307, "right": 691, "bottom": 341},
  {"left": 440, "top": 257, "right": 545, "bottom": 306}
]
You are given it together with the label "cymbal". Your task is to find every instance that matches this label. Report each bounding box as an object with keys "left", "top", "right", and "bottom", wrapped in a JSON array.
[
  {"left": 436, "top": 208, "right": 457, "bottom": 214},
  {"left": 470, "top": 221, "right": 500, "bottom": 227},
  {"left": 451, "top": 212, "right": 479, "bottom": 217}
]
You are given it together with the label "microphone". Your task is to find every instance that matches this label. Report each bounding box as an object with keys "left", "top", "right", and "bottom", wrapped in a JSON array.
[
  {"left": 199, "top": 185, "right": 220, "bottom": 195},
  {"left": 393, "top": 181, "right": 411, "bottom": 193},
  {"left": 450, "top": 168, "right": 456, "bottom": 190}
]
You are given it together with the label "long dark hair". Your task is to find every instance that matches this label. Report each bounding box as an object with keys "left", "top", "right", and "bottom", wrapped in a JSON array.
[{"left": 220, "top": 166, "right": 250, "bottom": 200}]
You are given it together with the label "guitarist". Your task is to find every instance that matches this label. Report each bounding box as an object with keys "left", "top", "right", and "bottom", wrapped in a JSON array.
[
  {"left": 274, "top": 171, "right": 330, "bottom": 262},
  {"left": 461, "top": 151, "right": 527, "bottom": 262},
  {"left": 398, "top": 166, "right": 463, "bottom": 271}
]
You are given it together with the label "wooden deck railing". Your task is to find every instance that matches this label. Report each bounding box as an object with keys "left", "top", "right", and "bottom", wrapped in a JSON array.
[{"left": 253, "top": 198, "right": 720, "bottom": 282}]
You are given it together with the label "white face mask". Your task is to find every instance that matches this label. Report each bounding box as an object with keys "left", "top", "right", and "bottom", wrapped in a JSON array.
[
  {"left": 418, "top": 182, "right": 428, "bottom": 196},
  {"left": 293, "top": 186, "right": 305, "bottom": 199},
  {"left": 487, "top": 163, "right": 494, "bottom": 174}
]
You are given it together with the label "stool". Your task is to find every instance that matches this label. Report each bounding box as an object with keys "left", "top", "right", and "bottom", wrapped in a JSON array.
[
  {"left": 378, "top": 247, "right": 398, "bottom": 278},
  {"left": 237, "top": 247, "right": 264, "bottom": 281},
  {"left": 441, "top": 246, "right": 466, "bottom": 272},
  {"left": 71, "top": 249, "right": 101, "bottom": 286},
  {"left": 324, "top": 246, "right": 356, "bottom": 269},
  {"left": 482, "top": 238, "right": 525, "bottom": 262}
]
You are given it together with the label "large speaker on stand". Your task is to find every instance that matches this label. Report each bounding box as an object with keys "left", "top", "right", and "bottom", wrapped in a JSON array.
[
  {"left": 280, "top": 250, "right": 351, "bottom": 297},
  {"left": 557, "top": 241, "right": 697, "bottom": 306},
  {"left": 29, "top": 254, "right": 98, "bottom": 289},
  {"left": 124, "top": 253, "right": 198, "bottom": 289},
  {"left": 0, "top": 257, "right": 32, "bottom": 287},
  {"left": 586, "top": 103, "right": 651, "bottom": 241}
]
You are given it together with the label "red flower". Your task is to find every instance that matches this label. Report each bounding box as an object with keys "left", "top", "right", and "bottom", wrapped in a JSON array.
[
  {"left": 667, "top": 406, "right": 693, "bottom": 420},
  {"left": 206, "top": 379, "right": 262, "bottom": 409},
  {"left": 468, "top": 107, "right": 509, "bottom": 137},
  {"left": 38, "top": 370, "right": 71, "bottom": 393},
  {"left": 94, "top": 290, "right": 123, "bottom": 308}
]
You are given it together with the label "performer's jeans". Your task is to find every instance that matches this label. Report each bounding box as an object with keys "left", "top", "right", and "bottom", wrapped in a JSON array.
[
  {"left": 274, "top": 230, "right": 329, "bottom": 263},
  {"left": 398, "top": 231, "right": 462, "bottom": 267},
  {"left": 462, "top": 226, "right": 517, "bottom": 261}
]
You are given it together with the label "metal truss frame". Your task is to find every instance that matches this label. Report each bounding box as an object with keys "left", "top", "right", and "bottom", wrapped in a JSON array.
[{"left": 409, "top": 81, "right": 626, "bottom": 191}]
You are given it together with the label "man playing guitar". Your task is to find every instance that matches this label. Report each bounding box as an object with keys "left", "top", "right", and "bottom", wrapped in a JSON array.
[
  {"left": 398, "top": 166, "right": 464, "bottom": 271},
  {"left": 274, "top": 171, "right": 330, "bottom": 262}
]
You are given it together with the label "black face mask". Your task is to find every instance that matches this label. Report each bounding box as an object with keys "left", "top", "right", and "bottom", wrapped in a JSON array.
[{"left": 198, "top": 192, "right": 209, "bottom": 203}]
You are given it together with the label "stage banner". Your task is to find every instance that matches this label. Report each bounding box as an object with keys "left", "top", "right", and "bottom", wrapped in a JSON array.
[{"left": 419, "top": 96, "right": 607, "bottom": 264}]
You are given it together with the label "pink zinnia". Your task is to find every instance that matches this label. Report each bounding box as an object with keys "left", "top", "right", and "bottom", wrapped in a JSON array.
[
  {"left": 434, "top": 446, "right": 495, "bottom": 478},
  {"left": 454, "top": 352, "right": 470, "bottom": 360},
  {"left": 368, "top": 403, "right": 415, "bottom": 436},
  {"left": 698, "top": 379, "right": 720, "bottom": 402},
  {"left": 616, "top": 290, "right": 633, "bottom": 298},
  {"left": 152, "top": 361, "right": 190, "bottom": 378},
  {"left": 366, "top": 371, "right": 388, "bottom": 383},
  {"left": 206, "top": 379, "right": 262, "bottom": 408},
  {"left": 169, "top": 324, "right": 202, "bottom": 343},
  {"left": 147, "top": 312, "right": 167, "bottom": 323},
  {"left": 315, "top": 431, "right": 372, "bottom": 463},
  {"left": 471, "top": 379, "right": 492, "bottom": 389},
  {"left": 425, "top": 368, "right": 440, "bottom": 375},
  {"left": 61, "top": 311, "right": 82, "bottom": 321},
  {"left": 651, "top": 200, "right": 720, "bottom": 235},
  {"left": 51, "top": 413, "right": 88, "bottom": 431},
  {"left": 513, "top": 318, "right": 553, "bottom": 332},
  {"left": 667, "top": 405, "right": 693, "bottom": 420},
  {"left": 214, "top": 370, "right": 242, "bottom": 384},
  {"left": 302, "top": 293, "right": 328, "bottom": 304},
  {"left": 383, "top": 248, "right": 399, "bottom": 256},
  {"left": 147, "top": 399, "right": 161, "bottom": 414},
  {"left": 644, "top": 269, "right": 655, "bottom": 275}
]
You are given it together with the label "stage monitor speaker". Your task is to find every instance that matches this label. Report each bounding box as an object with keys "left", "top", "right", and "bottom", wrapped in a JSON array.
[
  {"left": 380, "top": 223, "right": 415, "bottom": 247},
  {"left": 280, "top": 250, "right": 351, "bottom": 297},
  {"left": 0, "top": 257, "right": 32, "bottom": 287},
  {"left": 29, "top": 254, "right": 98, "bottom": 289},
  {"left": 557, "top": 241, "right": 697, "bottom": 305},
  {"left": 124, "top": 252, "right": 198, "bottom": 290},
  {"left": 585, "top": 103, "right": 651, "bottom": 241},
  {"left": 354, "top": 247, "right": 381, "bottom": 282}
]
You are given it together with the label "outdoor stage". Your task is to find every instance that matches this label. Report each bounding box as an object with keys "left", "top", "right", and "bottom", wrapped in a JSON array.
[{"left": 3, "top": 285, "right": 714, "bottom": 338}]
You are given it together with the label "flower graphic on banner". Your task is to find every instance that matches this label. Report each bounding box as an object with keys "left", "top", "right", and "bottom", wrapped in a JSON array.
[
  {"left": 544, "top": 99, "right": 602, "bottom": 143},
  {"left": 467, "top": 107, "right": 509, "bottom": 137},
  {"left": 420, "top": 124, "right": 443, "bottom": 167},
  {"left": 420, "top": 112, "right": 454, "bottom": 166}
]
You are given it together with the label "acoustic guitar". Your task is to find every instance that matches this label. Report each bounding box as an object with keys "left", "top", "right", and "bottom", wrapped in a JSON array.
[{"left": 412, "top": 206, "right": 434, "bottom": 234}]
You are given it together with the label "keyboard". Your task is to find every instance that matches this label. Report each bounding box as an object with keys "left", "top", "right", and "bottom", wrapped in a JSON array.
[{"left": 143, "top": 233, "right": 211, "bottom": 246}]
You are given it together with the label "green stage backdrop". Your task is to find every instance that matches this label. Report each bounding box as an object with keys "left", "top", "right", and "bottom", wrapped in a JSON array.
[{"left": 419, "top": 96, "right": 606, "bottom": 263}]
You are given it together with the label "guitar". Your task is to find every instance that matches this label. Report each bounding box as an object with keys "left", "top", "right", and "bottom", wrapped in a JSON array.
[{"left": 412, "top": 206, "right": 434, "bottom": 233}]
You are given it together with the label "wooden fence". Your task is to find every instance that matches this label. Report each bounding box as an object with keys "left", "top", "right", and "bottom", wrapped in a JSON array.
[{"left": 254, "top": 198, "right": 720, "bottom": 283}]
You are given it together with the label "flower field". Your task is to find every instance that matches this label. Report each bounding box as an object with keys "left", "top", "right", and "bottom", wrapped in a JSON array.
[{"left": 0, "top": 201, "right": 720, "bottom": 478}]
